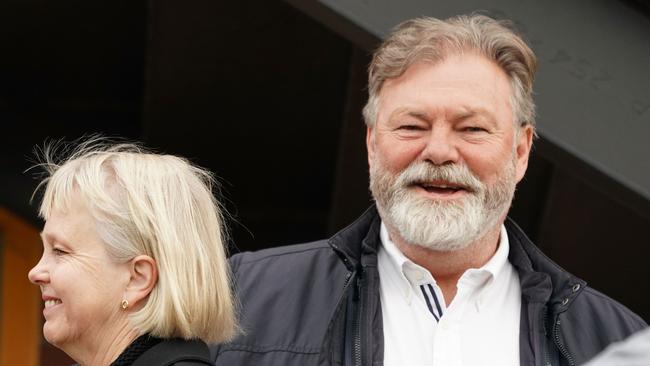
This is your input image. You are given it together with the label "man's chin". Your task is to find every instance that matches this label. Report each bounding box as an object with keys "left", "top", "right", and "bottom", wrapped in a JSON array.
[
  {"left": 396, "top": 192, "right": 472, "bottom": 213},
  {"left": 382, "top": 199, "right": 488, "bottom": 252}
]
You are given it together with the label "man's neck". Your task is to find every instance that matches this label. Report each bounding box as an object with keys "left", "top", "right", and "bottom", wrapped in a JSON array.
[{"left": 390, "top": 227, "right": 502, "bottom": 306}]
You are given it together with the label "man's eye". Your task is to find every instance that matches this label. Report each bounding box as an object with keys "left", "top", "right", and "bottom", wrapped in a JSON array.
[
  {"left": 462, "top": 126, "right": 487, "bottom": 133},
  {"left": 398, "top": 124, "right": 423, "bottom": 131}
]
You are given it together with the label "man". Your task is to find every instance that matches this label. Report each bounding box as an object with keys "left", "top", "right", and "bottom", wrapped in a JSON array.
[{"left": 212, "top": 14, "right": 646, "bottom": 366}]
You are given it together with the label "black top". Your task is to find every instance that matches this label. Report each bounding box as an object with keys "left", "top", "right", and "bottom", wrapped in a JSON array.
[
  {"left": 110, "top": 334, "right": 163, "bottom": 366},
  {"left": 72, "top": 334, "right": 211, "bottom": 366}
]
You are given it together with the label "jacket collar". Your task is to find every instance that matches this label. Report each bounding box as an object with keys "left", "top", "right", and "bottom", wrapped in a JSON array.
[
  {"left": 329, "top": 206, "right": 586, "bottom": 311},
  {"left": 505, "top": 218, "right": 587, "bottom": 312},
  {"left": 328, "top": 205, "right": 382, "bottom": 271}
]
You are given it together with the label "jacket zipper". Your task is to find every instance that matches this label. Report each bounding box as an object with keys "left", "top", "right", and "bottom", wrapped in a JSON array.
[
  {"left": 332, "top": 243, "right": 362, "bottom": 366},
  {"left": 340, "top": 269, "right": 356, "bottom": 366},
  {"left": 542, "top": 308, "right": 552, "bottom": 366},
  {"left": 330, "top": 243, "right": 365, "bottom": 366},
  {"left": 352, "top": 273, "right": 364, "bottom": 366},
  {"left": 553, "top": 318, "right": 575, "bottom": 366}
]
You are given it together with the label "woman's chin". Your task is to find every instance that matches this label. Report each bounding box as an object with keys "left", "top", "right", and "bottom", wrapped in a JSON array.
[{"left": 42, "top": 322, "right": 67, "bottom": 349}]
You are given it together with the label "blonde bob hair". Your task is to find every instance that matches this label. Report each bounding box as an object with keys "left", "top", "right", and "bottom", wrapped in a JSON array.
[
  {"left": 34, "top": 138, "right": 236, "bottom": 343},
  {"left": 363, "top": 14, "right": 538, "bottom": 132}
]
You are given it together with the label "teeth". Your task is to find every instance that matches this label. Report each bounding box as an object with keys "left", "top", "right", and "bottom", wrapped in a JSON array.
[
  {"left": 422, "top": 184, "right": 456, "bottom": 189},
  {"left": 45, "top": 299, "right": 61, "bottom": 308}
]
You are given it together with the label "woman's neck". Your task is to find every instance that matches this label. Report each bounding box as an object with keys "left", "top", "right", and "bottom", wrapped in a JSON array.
[{"left": 65, "top": 321, "right": 140, "bottom": 366}]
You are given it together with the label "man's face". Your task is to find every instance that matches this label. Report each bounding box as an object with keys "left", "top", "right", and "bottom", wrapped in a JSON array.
[{"left": 367, "top": 53, "right": 533, "bottom": 250}]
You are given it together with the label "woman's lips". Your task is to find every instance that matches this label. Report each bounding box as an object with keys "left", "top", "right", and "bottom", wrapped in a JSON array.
[{"left": 42, "top": 296, "right": 62, "bottom": 316}]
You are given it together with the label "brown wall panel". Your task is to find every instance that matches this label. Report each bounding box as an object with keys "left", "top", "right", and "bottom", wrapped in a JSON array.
[{"left": 0, "top": 207, "right": 42, "bottom": 366}]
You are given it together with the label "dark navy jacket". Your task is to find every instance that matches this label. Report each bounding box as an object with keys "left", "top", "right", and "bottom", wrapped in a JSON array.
[{"left": 212, "top": 206, "right": 647, "bottom": 366}]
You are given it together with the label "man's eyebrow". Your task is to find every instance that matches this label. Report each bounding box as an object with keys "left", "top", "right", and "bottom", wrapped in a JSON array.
[
  {"left": 450, "top": 109, "right": 477, "bottom": 121},
  {"left": 449, "top": 107, "right": 497, "bottom": 123},
  {"left": 388, "top": 107, "right": 432, "bottom": 122}
]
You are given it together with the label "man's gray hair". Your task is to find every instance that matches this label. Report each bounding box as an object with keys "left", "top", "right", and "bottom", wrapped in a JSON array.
[{"left": 363, "top": 14, "right": 537, "bottom": 131}]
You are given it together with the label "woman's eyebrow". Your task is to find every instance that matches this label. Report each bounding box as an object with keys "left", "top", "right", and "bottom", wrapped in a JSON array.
[{"left": 40, "top": 231, "right": 69, "bottom": 247}]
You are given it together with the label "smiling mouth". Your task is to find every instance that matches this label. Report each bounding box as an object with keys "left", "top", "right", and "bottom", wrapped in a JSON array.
[
  {"left": 44, "top": 299, "right": 62, "bottom": 308},
  {"left": 413, "top": 181, "right": 470, "bottom": 194}
]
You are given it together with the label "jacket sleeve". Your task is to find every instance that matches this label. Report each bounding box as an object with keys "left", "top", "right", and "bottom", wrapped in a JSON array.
[{"left": 210, "top": 253, "right": 243, "bottom": 363}]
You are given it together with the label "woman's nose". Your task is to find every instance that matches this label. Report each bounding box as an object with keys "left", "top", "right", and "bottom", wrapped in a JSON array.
[{"left": 28, "top": 256, "right": 49, "bottom": 285}]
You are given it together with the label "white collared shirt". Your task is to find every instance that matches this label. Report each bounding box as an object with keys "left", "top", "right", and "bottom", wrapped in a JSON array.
[{"left": 378, "top": 222, "right": 521, "bottom": 366}]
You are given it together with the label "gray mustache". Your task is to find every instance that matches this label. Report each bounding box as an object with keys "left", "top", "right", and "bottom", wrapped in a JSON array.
[{"left": 396, "top": 162, "right": 483, "bottom": 193}]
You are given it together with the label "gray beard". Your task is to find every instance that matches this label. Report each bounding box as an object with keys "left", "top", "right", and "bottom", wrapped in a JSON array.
[{"left": 369, "top": 158, "right": 516, "bottom": 251}]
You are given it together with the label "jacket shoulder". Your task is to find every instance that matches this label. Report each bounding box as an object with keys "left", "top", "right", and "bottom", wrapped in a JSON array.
[
  {"left": 561, "top": 285, "right": 648, "bottom": 363},
  {"left": 574, "top": 286, "right": 647, "bottom": 329},
  {"left": 228, "top": 240, "right": 339, "bottom": 284},
  {"left": 229, "top": 240, "right": 332, "bottom": 270},
  {"left": 216, "top": 240, "right": 350, "bottom": 363}
]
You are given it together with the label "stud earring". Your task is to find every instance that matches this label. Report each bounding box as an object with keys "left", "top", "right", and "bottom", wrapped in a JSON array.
[{"left": 121, "top": 299, "right": 129, "bottom": 310}]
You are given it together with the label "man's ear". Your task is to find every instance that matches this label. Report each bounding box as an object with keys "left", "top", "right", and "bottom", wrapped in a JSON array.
[
  {"left": 367, "top": 127, "right": 375, "bottom": 167},
  {"left": 124, "top": 255, "right": 157, "bottom": 308},
  {"left": 515, "top": 124, "right": 534, "bottom": 183}
]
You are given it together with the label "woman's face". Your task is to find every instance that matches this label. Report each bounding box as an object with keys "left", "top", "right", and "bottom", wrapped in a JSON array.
[{"left": 28, "top": 194, "right": 131, "bottom": 350}]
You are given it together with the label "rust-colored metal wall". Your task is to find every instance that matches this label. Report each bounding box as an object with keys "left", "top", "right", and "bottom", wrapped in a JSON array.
[{"left": 0, "top": 208, "right": 42, "bottom": 366}]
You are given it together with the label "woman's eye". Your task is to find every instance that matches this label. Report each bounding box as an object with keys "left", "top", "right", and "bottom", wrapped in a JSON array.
[{"left": 52, "top": 248, "right": 67, "bottom": 256}]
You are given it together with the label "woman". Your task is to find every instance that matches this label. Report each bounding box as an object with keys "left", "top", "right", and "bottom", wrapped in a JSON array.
[{"left": 28, "top": 139, "right": 236, "bottom": 366}]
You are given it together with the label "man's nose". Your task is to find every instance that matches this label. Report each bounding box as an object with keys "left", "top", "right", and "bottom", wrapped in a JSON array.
[
  {"left": 28, "top": 256, "right": 49, "bottom": 285},
  {"left": 420, "top": 127, "right": 460, "bottom": 165}
]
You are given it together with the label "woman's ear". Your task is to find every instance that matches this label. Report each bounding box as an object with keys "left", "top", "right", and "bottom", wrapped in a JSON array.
[{"left": 124, "top": 255, "right": 157, "bottom": 308}]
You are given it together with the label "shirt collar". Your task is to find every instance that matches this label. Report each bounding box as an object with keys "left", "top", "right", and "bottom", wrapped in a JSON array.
[
  {"left": 379, "top": 223, "right": 433, "bottom": 303},
  {"left": 458, "top": 225, "right": 510, "bottom": 289},
  {"left": 379, "top": 222, "right": 511, "bottom": 300}
]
